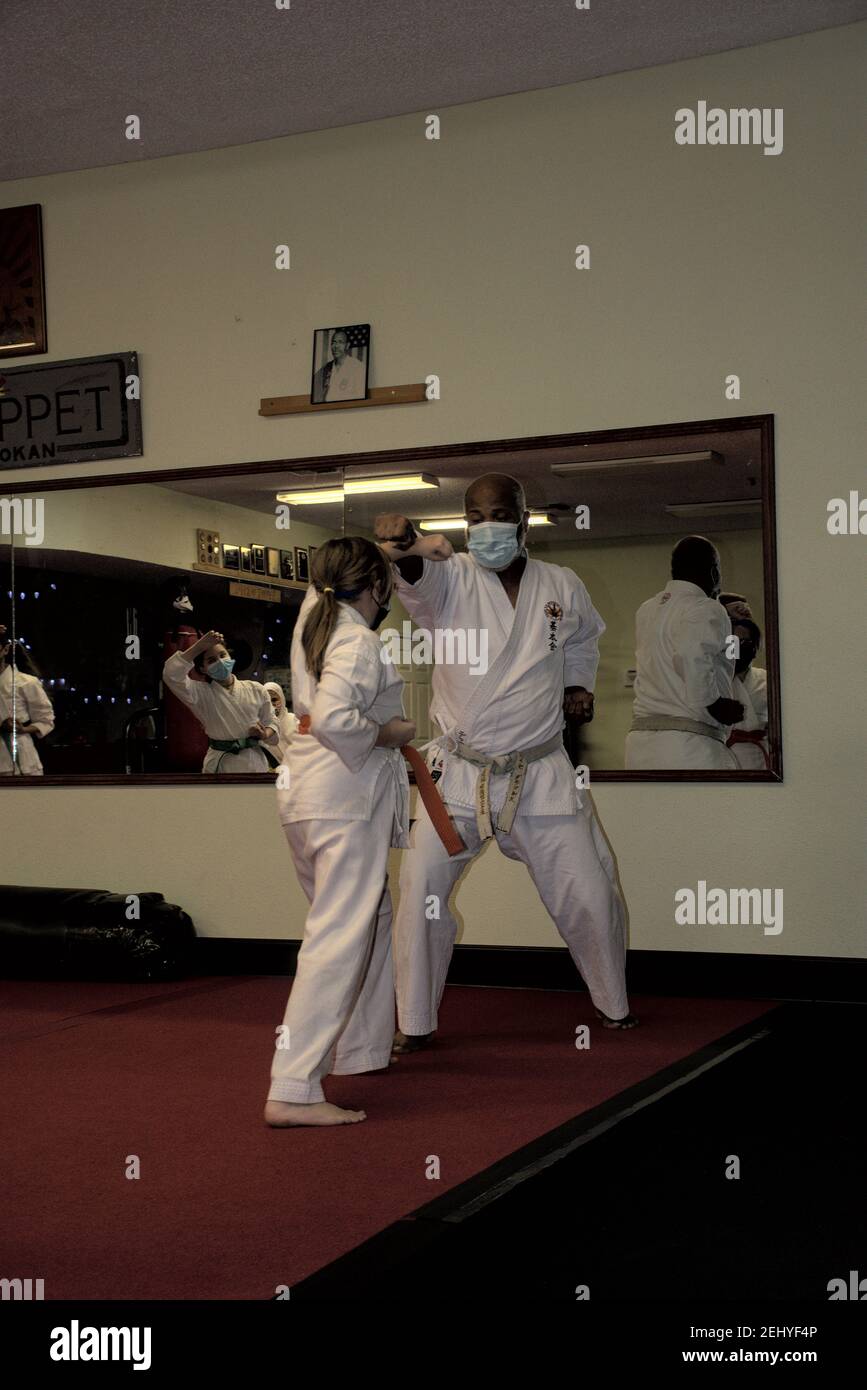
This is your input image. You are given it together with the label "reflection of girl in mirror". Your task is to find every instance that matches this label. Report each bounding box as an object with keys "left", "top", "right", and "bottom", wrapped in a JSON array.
[
  {"left": 719, "top": 598, "right": 769, "bottom": 769},
  {"left": 265, "top": 537, "right": 415, "bottom": 1129},
  {"left": 0, "top": 624, "right": 55, "bottom": 776},
  {"left": 162, "top": 630, "right": 280, "bottom": 774},
  {"left": 263, "top": 681, "right": 298, "bottom": 762}
]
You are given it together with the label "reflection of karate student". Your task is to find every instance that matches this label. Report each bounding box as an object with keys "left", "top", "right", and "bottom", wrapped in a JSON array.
[
  {"left": 725, "top": 614, "right": 769, "bottom": 769},
  {"left": 625, "top": 536, "right": 744, "bottom": 771},
  {"left": 375, "top": 473, "right": 637, "bottom": 1055},
  {"left": 263, "top": 681, "right": 299, "bottom": 761},
  {"left": 265, "top": 538, "right": 415, "bottom": 1127},
  {"left": 311, "top": 329, "right": 366, "bottom": 403},
  {"left": 162, "top": 631, "right": 279, "bottom": 773},
  {"left": 0, "top": 626, "right": 55, "bottom": 776}
]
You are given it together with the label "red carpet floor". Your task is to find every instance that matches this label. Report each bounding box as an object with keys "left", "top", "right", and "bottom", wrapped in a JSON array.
[{"left": 0, "top": 977, "right": 771, "bottom": 1299}]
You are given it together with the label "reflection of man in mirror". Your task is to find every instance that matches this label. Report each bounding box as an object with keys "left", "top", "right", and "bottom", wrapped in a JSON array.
[
  {"left": 375, "top": 472, "right": 637, "bottom": 1053},
  {"left": 0, "top": 625, "right": 55, "bottom": 776},
  {"left": 625, "top": 536, "right": 744, "bottom": 770},
  {"left": 719, "top": 596, "right": 769, "bottom": 769},
  {"left": 311, "top": 329, "right": 366, "bottom": 404}
]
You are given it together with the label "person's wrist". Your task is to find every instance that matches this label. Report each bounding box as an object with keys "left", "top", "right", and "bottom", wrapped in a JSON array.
[{"left": 387, "top": 522, "right": 418, "bottom": 552}]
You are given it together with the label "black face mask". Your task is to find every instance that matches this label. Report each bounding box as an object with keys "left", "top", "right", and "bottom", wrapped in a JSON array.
[
  {"left": 735, "top": 641, "right": 757, "bottom": 674},
  {"left": 333, "top": 581, "right": 390, "bottom": 630}
]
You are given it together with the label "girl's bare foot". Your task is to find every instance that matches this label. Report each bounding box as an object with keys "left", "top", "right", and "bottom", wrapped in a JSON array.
[{"left": 264, "top": 1100, "right": 366, "bottom": 1127}]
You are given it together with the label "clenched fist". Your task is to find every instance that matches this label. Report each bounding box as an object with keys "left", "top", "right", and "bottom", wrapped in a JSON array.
[
  {"left": 564, "top": 687, "right": 595, "bottom": 723},
  {"left": 374, "top": 514, "right": 454, "bottom": 563}
]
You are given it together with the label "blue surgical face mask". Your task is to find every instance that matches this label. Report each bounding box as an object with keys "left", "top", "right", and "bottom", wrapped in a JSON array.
[
  {"left": 207, "top": 656, "right": 235, "bottom": 681},
  {"left": 467, "top": 521, "right": 523, "bottom": 571}
]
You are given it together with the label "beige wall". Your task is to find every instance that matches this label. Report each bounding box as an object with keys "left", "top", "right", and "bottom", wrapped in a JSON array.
[
  {"left": 9, "top": 482, "right": 333, "bottom": 569},
  {"left": 1, "top": 24, "right": 864, "bottom": 959}
]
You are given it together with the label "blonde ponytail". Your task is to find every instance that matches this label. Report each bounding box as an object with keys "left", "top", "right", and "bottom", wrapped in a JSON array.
[{"left": 301, "top": 536, "right": 392, "bottom": 680}]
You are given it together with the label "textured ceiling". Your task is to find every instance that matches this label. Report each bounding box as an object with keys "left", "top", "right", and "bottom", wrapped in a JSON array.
[{"left": 2, "top": 0, "right": 864, "bottom": 182}]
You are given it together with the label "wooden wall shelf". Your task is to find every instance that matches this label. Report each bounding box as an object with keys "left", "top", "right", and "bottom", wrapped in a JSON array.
[
  {"left": 192, "top": 562, "right": 308, "bottom": 593},
  {"left": 259, "top": 383, "right": 427, "bottom": 416}
]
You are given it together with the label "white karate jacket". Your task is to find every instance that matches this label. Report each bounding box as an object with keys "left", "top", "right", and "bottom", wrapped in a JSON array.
[
  {"left": 277, "top": 589, "right": 409, "bottom": 840},
  {"left": 393, "top": 552, "right": 603, "bottom": 817},
  {"left": 631, "top": 579, "right": 735, "bottom": 725},
  {"left": 0, "top": 666, "right": 55, "bottom": 775}
]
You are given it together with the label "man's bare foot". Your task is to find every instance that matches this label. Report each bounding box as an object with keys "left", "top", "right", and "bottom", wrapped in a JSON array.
[
  {"left": 391, "top": 1029, "right": 435, "bottom": 1056},
  {"left": 264, "top": 1100, "right": 366, "bottom": 1127},
  {"left": 595, "top": 1009, "right": 639, "bottom": 1030}
]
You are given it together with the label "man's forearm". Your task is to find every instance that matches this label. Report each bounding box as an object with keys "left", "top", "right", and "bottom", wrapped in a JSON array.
[{"left": 375, "top": 514, "right": 454, "bottom": 573}]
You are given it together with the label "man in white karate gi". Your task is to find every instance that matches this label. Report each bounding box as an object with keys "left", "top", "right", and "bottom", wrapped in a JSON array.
[
  {"left": 625, "top": 537, "right": 744, "bottom": 771},
  {"left": 375, "top": 473, "right": 636, "bottom": 1054}
]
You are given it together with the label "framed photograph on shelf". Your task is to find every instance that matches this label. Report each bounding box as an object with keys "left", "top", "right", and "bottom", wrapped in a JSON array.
[
  {"left": 279, "top": 550, "right": 295, "bottom": 581},
  {"left": 266, "top": 547, "right": 280, "bottom": 578},
  {"left": 239, "top": 545, "right": 252, "bottom": 573},
  {"left": 294, "top": 547, "right": 310, "bottom": 584},
  {"left": 222, "top": 543, "right": 240, "bottom": 571},
  {"left": 251, "top": 544, "right": 266, "bottom": 575},
  {"left": 0, "top": 204, "right": 47, "bottom": 357},
  {"left": 310, "top": 323, "right": 370, "bottom": 404}
]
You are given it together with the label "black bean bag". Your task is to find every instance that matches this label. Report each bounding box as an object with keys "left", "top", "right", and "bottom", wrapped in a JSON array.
[{"left": 0, "top": 885, "right": 196, "bottom": 981}]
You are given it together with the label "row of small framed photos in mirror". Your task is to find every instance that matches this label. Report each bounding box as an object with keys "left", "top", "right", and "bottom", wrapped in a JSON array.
[
  {"left": 196, "top": 529, "right": 314, "bottom": 583},
  {"left": 223, "top": 542, "right": 314, "bottom": 584}
]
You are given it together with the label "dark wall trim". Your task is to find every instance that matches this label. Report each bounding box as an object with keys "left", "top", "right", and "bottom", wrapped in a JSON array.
[
  {"left": 195, "top": 939, "right": 867, "bottom": 1004},
  {"left": 1, "top": 412, "right": 775, "bottom": 495}
]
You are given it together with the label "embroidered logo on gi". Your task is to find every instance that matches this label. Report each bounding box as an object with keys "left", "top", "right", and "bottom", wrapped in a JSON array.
[
  {"left": 544, "top": 601, "right": 563, "bottom": 651},
  {"left": 660, "top": 592, "right": 671, "bottom": 604}
]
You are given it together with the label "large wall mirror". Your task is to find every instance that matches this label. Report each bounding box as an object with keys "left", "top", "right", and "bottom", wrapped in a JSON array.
[{"left": 0, "top": 414, "right": 780, "bottom": 784}]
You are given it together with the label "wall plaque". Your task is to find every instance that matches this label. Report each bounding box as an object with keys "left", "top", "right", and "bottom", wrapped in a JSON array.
[{"left": 0, "top": 350, "right": 142, "bottom": 468}]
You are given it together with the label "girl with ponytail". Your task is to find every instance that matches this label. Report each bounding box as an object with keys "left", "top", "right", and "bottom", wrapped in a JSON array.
[{"left": 265, "top": 537, "right": 415, "bottom": 1128}]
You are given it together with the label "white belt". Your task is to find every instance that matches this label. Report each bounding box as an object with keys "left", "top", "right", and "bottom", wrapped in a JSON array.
[
  {"left": 451, "top": 732, "right": 564, "bottom": 839},
  {"left": 630, "top": 714, "right": 727, "bottom": 744}
]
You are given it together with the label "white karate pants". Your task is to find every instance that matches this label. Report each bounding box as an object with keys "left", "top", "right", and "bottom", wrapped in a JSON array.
[
  {"left": 625, "top": 730, "right": 738, "bottom": 770},
  {"left": 268, "top": 793, "right": 396, "bottom": 1104},
  {"left": 202, "top": 746, "right": 271, "bottom": 774},
  {"left": 0, "top": 731, "right": 44, "bottom": 775},
  {"left": 393, "top": 798, "right": 630, "bottom": 1035}
]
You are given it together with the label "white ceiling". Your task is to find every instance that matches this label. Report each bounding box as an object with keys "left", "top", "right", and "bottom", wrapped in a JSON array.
[{"left": 2, "top": 0, "right": 864, "bottom": 183}]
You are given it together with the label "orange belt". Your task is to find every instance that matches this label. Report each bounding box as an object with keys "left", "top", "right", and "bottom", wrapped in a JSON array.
[
  {"left": 296, "top": 715, "right": 466, "bottom": 857},
  {"left": 726, "top": 729, "right": 771, "bottom": 770}
]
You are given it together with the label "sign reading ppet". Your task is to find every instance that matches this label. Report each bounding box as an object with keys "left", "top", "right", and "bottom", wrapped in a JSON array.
[{"left": 0, "top": 351, "right": 142, "bottom": 468}]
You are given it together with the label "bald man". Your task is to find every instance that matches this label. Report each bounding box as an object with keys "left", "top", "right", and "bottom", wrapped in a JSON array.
[
  {"left": 375, "top": 473, "right": 636, "bottom": 1055},
  {"left": 625, "top": 537, "right": 744, "bottom": 771},
  {"left": 311, "top": 330, "right": 366, "bottom": 404}
]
